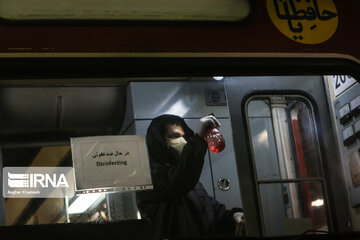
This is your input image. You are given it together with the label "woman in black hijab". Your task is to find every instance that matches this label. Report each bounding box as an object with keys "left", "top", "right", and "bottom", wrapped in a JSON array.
[{"left": 136, "top": 114, "right": 242, "bottom": 238}]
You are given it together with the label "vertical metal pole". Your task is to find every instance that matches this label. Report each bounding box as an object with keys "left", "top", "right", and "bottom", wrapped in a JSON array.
[
  {"left": 270, "top": 97, "right": 301, "bottom": 218},
  {"left": 106, "top": 194, "right": 112, "bottom": 221},
  {"left": 0, "top": 149, "right": 7, "bottom": 226},
  {"left": 64, "top": 195, "right": 70, "bottom": 223}
]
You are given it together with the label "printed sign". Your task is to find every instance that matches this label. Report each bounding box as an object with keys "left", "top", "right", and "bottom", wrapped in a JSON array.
[
  {"left": 329, "top": 75, "right": 358, "bottom": 97},
  {"left": 71, "top": 135, "right": 152, "bottom": 194},
  {"left": 266, "top": 0, "right": 338, "bottom": 44},
  {"left": 3, "top": 167, "right": 75, "bottom": 198}
]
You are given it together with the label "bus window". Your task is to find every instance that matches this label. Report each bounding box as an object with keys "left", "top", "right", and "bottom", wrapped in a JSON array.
[
  {"left": 0, "top": 75, "right": 358, "bottom": 239},
  {"left": 0, "top": 80, "right": 243, "bottom": 238}
]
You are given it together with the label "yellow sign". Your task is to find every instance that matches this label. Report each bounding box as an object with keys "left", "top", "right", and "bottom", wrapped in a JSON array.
[{"left": 266, "top": 0, "right": 338, "bottom": 44}]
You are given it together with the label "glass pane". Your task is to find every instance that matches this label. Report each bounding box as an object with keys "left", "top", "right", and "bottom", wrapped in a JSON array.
[
  {"left": 68, "top": 194, "right": 109, "bottom": 223},
  {"left": 1, "top": 78, "right": 242, "bottom": 238},
  {"left": 247, "top": 97, "right": 321, "bottom": 180},
  {"left": 3, "top": 146, "right": 70, "bottom": 225},
  {"left": 3, "top": 146, "right": 114, "bottom": 225},
  {"left": 259, "top": 181, "right": 328, "bottom": 236},
  {"left": 248, "top": 100, "right": 280, "bottom": 180},
  {"left": 289, "top": 101, "right": 322, "bottom": 178}
]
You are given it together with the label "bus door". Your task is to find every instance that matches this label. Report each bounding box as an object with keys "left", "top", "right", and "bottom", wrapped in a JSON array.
[{"left": 224, "top": 76, "right": 351, "bottom": 237}]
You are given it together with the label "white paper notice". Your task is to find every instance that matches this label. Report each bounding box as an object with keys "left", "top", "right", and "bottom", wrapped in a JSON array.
[{"left": 71, "top": 135, "right": 152, "bottom": 193}]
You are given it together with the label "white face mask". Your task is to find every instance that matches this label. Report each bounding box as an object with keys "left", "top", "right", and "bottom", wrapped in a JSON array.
[{"left": 167, "top": 137, "right": 187, "bottom": 155}]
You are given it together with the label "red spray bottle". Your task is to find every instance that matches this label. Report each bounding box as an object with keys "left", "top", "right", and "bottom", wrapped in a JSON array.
[{"left": 204, "top": 114, "right": 225, "bottom": 153}]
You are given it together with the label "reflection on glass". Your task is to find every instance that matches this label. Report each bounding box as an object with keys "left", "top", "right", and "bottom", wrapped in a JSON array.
[
  {"left": 3, "top": 146, "right": 113, "bottom": 225},
  {"left": 248, "top": 100, "right": 280, "bottom": 180},
  {"left": 69, "top": 194, "right": 110, "bottom": 223},
  {"left": 290, "top": 101, "right": 321, "bottom": 179},
  {"left": 259, "top": 182, "right": 328, "bottom": 236},
  {"left": 247, "top": 96, "right": 328, "bottom": 237},
  {"left": 248, "top": 97, "right": 321, "bottom": 180},
  {"left": 68, "top": 193, "right": 105, "bottom": 214},
  {"left": 3, "top": 146, "right": 71, "bottom": 225}
]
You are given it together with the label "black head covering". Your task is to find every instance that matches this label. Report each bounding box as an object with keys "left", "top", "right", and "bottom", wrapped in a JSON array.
[{"left": 146, "top": 114, "right": 194, "bottom": 164}]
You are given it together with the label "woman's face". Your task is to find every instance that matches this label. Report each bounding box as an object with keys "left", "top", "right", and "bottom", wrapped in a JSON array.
[{"left": 164, "top": 124, "right": 185, "bottom": 141}]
